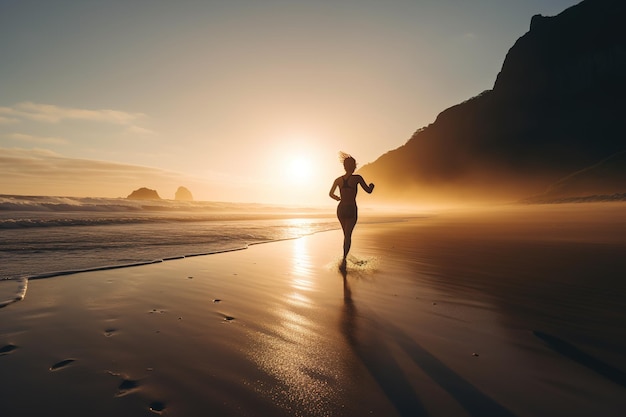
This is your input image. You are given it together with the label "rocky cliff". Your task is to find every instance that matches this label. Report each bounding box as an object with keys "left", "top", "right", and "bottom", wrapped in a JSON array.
[
  {"left": 359, "top": 0, "right": 626, "bottom": 202},
  {"left": 526, "top": 150, "right": 626, "bottom": 202}
]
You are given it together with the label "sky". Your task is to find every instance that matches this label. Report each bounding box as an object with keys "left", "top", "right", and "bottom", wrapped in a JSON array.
[{"left": 0, "top": 0, "right": 580, "bottom": 206}]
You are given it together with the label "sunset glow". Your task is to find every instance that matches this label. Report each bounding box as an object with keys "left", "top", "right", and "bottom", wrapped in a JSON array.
[
  {"left": 0, "top": 1, "right": 580, "bottom": 205},
  {"left": 287, "top": 157, "right": 313, "bottom": 183}
]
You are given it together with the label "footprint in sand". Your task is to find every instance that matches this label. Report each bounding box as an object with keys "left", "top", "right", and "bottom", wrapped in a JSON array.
[
  {"left": 50, "top": 359, "right": 76, "bottom": 371},
  {"left": 149, "top": 401, "right": 166, "bottom": 414},
  {"left": 0, "top": 344, "right": 18, "bottom": 356},
  {"left": 218, "top": 313, "right": 235, "bottom": 322},
  {"left": 116, "top": 378, "right": 140, "bottom": 397},
  {"left": 104, "top": 328, "right": 117, "bottom": 337}
]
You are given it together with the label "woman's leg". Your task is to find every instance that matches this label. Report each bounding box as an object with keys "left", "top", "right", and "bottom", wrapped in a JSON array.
[
  {"left": 338, "top": 205, "right": 358, "bottom": 260},
  {"left": 342, "top": 217, "right": 357, "bottom": 259},
  {"left": 337, "top": 205, "right": 358, "bottom": 269}
]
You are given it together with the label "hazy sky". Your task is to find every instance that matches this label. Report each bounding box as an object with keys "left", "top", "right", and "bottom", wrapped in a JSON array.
[{"left": 0, "top": 0, "right": 579, "bottom": 205}]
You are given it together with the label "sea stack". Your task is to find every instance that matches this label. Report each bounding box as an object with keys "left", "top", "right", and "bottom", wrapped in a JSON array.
[
  {"left": 175, "top": 186, "right": 193, "bottom": 201},
  {"left": 127, "top": 187, "right": 161, "bottom": 200}
]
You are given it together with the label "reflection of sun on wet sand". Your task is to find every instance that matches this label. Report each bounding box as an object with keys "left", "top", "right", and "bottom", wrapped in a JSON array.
[{"left": 1, "top": 203, "right": 626, "bottom": 416}]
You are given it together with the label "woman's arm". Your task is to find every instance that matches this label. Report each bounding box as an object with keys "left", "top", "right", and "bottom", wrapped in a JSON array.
[
  {"left": 357, "top": 175, "right": 375, "bottom": 194},
  {"left": 329, "top": 179, "right": 341, "bottom": 201}
]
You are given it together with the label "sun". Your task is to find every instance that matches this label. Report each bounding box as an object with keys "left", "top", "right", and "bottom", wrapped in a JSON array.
[{"left": 287, "top": 157, "right": 313, "bottom": 183}]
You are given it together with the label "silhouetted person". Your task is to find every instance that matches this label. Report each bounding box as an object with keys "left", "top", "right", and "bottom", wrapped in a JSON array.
[{"left": 329, "top": 152, "right": 374, "bottom": 269}]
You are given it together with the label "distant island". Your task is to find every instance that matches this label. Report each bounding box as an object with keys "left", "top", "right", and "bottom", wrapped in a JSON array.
[
  {"left": 126, "top": 186, "right": 194, "bottom": 201},
  {"left": 175, "top": 186, "right": 193, "bottom": 201},
  {"left": 127, "top": 187, "right": 161, "bottom": 200}
]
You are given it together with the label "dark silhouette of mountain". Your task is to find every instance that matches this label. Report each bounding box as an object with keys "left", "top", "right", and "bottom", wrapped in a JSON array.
[
  {"left": 359, "top": 0, "right": 626, "bottom": 203},
  {"left": 174, "top": 186, "right": 193, "bottom": 201},
  {"left": 524, "top": 150, "right": 626, "bottom": 202},
  {"left": 127, "top": 187, "right": 161, "bottom": 200}
]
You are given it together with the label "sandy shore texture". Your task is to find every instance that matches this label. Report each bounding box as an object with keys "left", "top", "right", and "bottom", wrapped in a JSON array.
[{"left": 2, "top": 203, "right": 626, "bottom": 417}]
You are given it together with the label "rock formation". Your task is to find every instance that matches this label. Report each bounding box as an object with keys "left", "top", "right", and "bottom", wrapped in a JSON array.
[
  {"left": 526, "top": 150, "right": 626, "bottom": 202},
  {"left": 127, "top": 187, "right": 161, "bottom": 200},
  {"left": 174, "top": 186, "right": 193, "bottom": 201},
  {"left": 358, "top": 0, "right": 626, "bottom": 202}
]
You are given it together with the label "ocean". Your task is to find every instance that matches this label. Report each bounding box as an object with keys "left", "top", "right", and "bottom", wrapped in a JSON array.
[{"left": 0, "top": 195, "right": 343, "bottom": 292}]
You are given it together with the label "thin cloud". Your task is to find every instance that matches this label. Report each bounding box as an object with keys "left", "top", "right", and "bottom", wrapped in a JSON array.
[
  {"left": 125, "top": 125, "right": 156, "bottom": 136},
  {"left": 0, "top": 102, "right": 156, "bottom": 143},
  {"left": 0, "top": 148, "right": 175, "bottom": 178},
  {"left": 457, "top": 32, "right": 477, "bottom": 43},
  {"left": 0, "top": 115, "right": 19, "bottom": 125},
  {"left": 7, "top": 133, "right": 69, "bottom": 145},
  {"left": 0, "top": 148, "right": 193, "bottom": 197},
  {"left": 7, "top": 102, "right": 146, "bottom": 125}
]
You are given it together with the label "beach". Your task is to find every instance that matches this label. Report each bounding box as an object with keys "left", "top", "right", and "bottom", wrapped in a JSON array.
[{"left": 1, "top": 203, "right": 626, "bottom": 417}]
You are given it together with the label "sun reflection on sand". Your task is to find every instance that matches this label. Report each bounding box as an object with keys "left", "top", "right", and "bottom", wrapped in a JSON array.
[
  {"left": 246, "top": 237, "right": 344, "bottom": 414},
  {"left": 285, "top": 237, "right": 315, "bottom": 308},
  {"left": 286, "top": 290, "right": 312, "bottom": 308},
  {"left": 290, "top": 237, "right": 314, "bottom": 279}
]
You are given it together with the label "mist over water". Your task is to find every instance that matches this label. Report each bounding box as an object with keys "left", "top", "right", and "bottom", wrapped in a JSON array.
[{"left": 0, "top": 195, "right": 340, "bottom": 282}]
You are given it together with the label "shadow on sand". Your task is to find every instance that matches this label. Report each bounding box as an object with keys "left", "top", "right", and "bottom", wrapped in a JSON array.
[
  {"left": 533, "top": 331, "right": 626, "bottom": 388},
  {"left": 340, "top": 268, "right": 517, "bottom": 417}
]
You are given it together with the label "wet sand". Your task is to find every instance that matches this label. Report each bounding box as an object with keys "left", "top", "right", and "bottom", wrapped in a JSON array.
[{"left": 1, "top": 203, "right": 626, "bottom": 416}]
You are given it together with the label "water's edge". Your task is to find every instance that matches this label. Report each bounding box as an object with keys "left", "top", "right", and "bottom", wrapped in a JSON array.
[{"left": 0, "top": 229, "right": 330, "bottom": 310}]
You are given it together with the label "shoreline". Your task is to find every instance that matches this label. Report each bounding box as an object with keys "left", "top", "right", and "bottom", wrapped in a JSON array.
[
  {"left": 0, "top": 213, "right": 418, "bottom": 308},
  {"left": 1, "top": 204, "right": 625, "bottom": 416}
]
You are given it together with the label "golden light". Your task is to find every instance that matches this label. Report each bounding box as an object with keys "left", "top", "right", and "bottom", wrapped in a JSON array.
[
  {"left": 267, "top": 137, "right": 336, "bottom": 204},
  {"left": 287, "top": 156, "right": 313, "bottom": 183}
]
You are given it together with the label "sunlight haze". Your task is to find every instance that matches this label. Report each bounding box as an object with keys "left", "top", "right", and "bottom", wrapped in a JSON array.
[{"left": 0, "top": 0, "right": 579, "bottom": 205}]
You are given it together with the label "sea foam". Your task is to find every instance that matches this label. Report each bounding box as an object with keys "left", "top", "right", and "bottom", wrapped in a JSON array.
[{"left": 0, "top": 277, "right": 27, "bottom": 309}]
